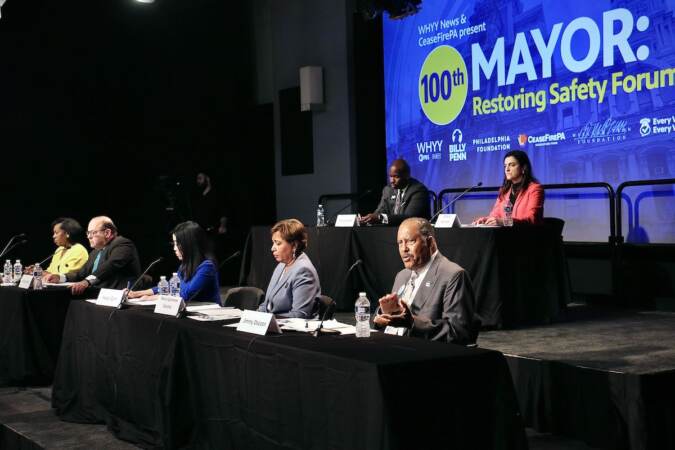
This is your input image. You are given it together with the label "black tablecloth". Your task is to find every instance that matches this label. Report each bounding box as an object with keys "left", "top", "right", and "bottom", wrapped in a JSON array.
[
  {"left": 242, "top": 226, "right": 570, "bottom": 328},
  {"left": 53, "top": 301, "right": 527, "bottom": 450},
  {"left": 0, "top": 286, "right": 72, "bottom": 386}
]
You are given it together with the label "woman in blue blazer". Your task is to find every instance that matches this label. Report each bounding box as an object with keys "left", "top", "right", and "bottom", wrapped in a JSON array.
[
  {"left": 129, "top": 221, "right": 221, "bottom": 304},
  {"left": 258, "top": 219, "right": 321, "bottom": 318}
]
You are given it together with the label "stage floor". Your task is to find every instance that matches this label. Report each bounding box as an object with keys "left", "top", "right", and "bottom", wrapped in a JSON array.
[{"left": 478, "top": 304, "right": 675, "bottom": 374}]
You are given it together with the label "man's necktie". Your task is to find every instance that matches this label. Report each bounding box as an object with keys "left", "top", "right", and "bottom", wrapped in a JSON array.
[
  {"left": 92, "top": 250, "right": 103, "bottom": 273},
  {"left": 394, "top": 190, "right": 402, "bottom": 214},
  {"left": 401, "top": 272, "right": 418, "bottom": 306}
]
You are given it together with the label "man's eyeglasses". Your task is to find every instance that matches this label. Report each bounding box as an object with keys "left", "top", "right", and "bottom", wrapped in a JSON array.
[{"left": 86, "top": 228, "right": 105, "bottom": 237}]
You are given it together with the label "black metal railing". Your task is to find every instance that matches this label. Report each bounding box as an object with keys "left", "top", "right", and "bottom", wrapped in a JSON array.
[{"left": 615, "top": 178, "right": 675, "bottom": 244}]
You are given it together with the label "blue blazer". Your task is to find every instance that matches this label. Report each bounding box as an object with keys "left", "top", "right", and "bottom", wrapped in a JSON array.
[
  {"left": 153, "top": 259, "right": 221, "bottom": 304},
  {"left": 258, "top": 253, "right": 321, "bottom": 318}
]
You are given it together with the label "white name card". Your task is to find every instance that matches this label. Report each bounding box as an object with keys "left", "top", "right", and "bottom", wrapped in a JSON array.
[
  {"left": 154, "top": 295, "right": 185, "bottom": 317},
  {"left": 237, "top": 310, "right": 281, "bottom": 335},
  {"left": 18, "top": 275, "right": 33, "bottom": 289},
  {"left": 335, "top": 214, "right": 357, "bottom": 227},
  {"left": 435, "top": 214, "right": 461, "bottom": 228},
  {"left": 384, "top": 326, "right": 407, "bottom": 336},
  {"left": 96, "top": 288, "right": 125, "bottom": 307}
]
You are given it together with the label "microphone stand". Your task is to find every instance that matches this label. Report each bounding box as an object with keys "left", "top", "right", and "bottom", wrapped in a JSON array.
[
  {"left": 218, "top": 250, "right": 241, "bottom": 269},
  {"left": 313, "top": 259, "right": 362, "bottom": 337},
  {"left": 0, "top": 234, "right": 25, "bottom": 259},
  {"left": 119, "top": 257, "right": 164, "bottom": 307},
  {"left": 429, "top": 182, "right": 483, "bottom": 223},
  {"left": 0, "top": 240, "right": 28, "bottom": 260}
]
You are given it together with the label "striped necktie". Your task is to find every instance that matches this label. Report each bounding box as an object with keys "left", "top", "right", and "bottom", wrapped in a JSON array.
[{"left": 393, "top": 190, "right": 402, "bottom": 214}]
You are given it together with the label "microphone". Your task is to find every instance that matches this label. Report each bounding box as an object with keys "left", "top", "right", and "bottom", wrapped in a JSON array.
[
  {"left": 218, "top": 250, "right": 241, "bottom": 269},
  {"left": 313, "top": 259, "right": 363, "bottom": 337},
  {"left": 430, "top": 182, "right": 483, "bottom": 223},
  {"left": 0, "top": 239, "right": 28, "bottom": 260},
  {"left": 0, "top": 233, "right": 26, "bottom": 259},
  {"left": 325, "top": 190, "right": 374, "bottom": 225},
  {"left": 120, "top": 257, "right": 164, "bottom": 305},
  {"left": 38, "top": 253, "right": 54, "bottom": 267}
]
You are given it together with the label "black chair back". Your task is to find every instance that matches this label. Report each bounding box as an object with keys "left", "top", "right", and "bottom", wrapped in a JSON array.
[
  {"left": 222, "top": 286, "right": 265, "bottom": 310},
  {"left": 544, "top": 217, "right": 565, "bottom": 237},
  {"left": 315, "top": 295, "right": 336, "bottom": 320}
]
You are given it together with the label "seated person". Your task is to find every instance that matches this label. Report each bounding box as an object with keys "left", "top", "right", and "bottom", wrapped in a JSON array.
[
  {"left": 359, "top": 158, "right": 430, "bottom": 226},
  {"left": 128, "top": 221, "right": 220, "bottom": 303},
  {"left": 258, "top": 219, "right": 320, "bottom": 318},
  {"left": 26, "top": 218, "right": 88, "bottom": 276},
  {"left": 373, "top": 218, "right": 480, "bottom": 345},
  {"left": 46, "top": 216, "right": 142, "bottom": 295},
  {"left": 473, "top": 150, "right": 544, "bottom": 226}
]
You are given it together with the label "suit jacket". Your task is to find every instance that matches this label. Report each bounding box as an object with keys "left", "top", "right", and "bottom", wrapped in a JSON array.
[
  {"left": 258, "top": 252, "right": 321, "bottom": 319},
  {"left": 390, "top": 253, "right": 479, "bottom": 345},
  {"left": 66, "top": 235, "right": 142, "bottom": 289},
  {"left": 374, "top": 178, "right": 431, "bottom": 225},
  {"left": 485, "top": 182, "right": 544, "bottom": 225}
]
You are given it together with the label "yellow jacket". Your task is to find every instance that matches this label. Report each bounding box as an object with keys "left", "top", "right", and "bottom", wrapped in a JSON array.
[{"left": 46, "top": 244, "right": 89, "bottom": 274}]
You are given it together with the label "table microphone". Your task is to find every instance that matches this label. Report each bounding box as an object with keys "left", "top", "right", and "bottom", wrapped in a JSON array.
[
  {"left": 0, "top": 233, "right": 26, "bottom": 259},
  {"left": 325, "top": 190, "right": 374, "bottom": 225},
  {"left": 430, "top": 182, "right": 483, "bottom": 223},
  {"left": 38, "top": 253, "right": 54, "bottom": 266},
  {"left": 313, "top": 259, "right": 363, "bottom": 337},
  {"left": 120, "top": 257, "right": 164, "bottom": 306},
  {"left": 0, "top": 239, "right": 28, "bottom": 259}
]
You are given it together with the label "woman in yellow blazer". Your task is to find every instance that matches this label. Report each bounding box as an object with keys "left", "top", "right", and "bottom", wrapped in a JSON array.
[{"left": 43, "top": 218, "right": 89, "bottom": 275}]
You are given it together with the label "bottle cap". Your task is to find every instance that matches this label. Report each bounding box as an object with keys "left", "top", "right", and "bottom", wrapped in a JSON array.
[
  {"left": 172, "top": 272, "right": 177, "bottom": 276},
  {"left": 160, "top": 275, "right": 166, "bottom": 279},
  {"left": 359, "top": 292, "right": 366, "bottom": 297}
]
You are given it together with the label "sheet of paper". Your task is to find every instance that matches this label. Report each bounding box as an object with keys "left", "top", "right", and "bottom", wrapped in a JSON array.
[
  {"left": 186, "top": 303, "right": 225, "bottom": 312},
  {"left": 43, "top": 282, "right": 76, "bottom": 287},
  {"left": 124, "top": 298, "right": 159, "bottom": 306}
]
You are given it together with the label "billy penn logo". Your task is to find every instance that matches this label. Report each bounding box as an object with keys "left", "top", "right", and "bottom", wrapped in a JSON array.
[{"left": 419, "top": 45, "right": 468, "bottom": 125}]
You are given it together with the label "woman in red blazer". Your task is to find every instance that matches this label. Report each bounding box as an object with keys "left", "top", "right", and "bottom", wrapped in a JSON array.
[{"left": 473, "top": 150, "right": 544, "bottom": 226}]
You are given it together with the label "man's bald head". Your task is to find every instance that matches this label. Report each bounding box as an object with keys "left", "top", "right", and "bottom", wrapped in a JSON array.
[
  {"left": 87, "top": 216, "right": 118, "bottom": 249},
  {"left": 389, "top": 159, "right": 411, "bottom": 189}
]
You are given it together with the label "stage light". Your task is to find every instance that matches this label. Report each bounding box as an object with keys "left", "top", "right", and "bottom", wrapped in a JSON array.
[
  {"left": 0, "top": 0, "right": 7, "bottom": 19},
  {"left": 359, "top": 0, "right": 422, "bottom": 21},
  {"left": 135, "top": 0, "right": 155, "bottom": 3}
]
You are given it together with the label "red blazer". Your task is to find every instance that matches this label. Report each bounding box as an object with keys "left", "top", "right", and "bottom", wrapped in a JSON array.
[{"left": 484, "top": 182, "right": 544, "bottom": 226}]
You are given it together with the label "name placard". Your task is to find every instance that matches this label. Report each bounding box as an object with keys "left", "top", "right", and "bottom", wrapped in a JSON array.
[
  {"left": 18, "top": 275, "right": 33, "bottom": 289},
  {"left": 96, "top": 288, "right": 125, "bottom": 307},
  {"left": 435, "top": 214, "right": 461, "bottom": 228},
  {"left": 154, "top": 295, "right": 185, "bottom": 317},
  {"left": 384, "top": 326, "right": 407, "bottom": 336},
  {"left": 335, "top": 214, "right": 357, "bottom": 227},
  {"left": 236, "top": 310, "right": 281, "bottom": 335}
]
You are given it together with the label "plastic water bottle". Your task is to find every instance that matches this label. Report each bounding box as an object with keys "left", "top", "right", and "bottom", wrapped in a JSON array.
[
  {"left": 355, "top": 292, "right": 371, "bottom": 338},
  {"left": 316, "top": 204, "right": 326, "bottom": 227},
  {"left": 158, "top": 276, "right": 170, "bottom": 295},
  {"left": 169, "top": 272, "right": 180, "bottom": 297},
  {"left": 3, "top": 260, "right": 12, "bottom": 283},
  {"left": 503, "top": 199, "right": 514, "bottom": 227},
  {"left": 13, "top": 260, "right": 22, "bottom": 282},
  {"left": 32, "top": 263, "right": 43, "bottom": 290}
]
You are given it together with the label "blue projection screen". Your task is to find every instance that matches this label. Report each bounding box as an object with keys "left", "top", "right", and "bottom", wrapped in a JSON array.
[{"left": 383, "top": 0, "right": 675, "bottom": 242}]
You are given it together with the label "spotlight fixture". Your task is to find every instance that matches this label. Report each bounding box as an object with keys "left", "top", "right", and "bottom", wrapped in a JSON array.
[
  {"left": 135, "top": 0, "right": 155, "bottom": 3},
  {"left": 0, "top": 0, "right": 7, "bottom": 19}
]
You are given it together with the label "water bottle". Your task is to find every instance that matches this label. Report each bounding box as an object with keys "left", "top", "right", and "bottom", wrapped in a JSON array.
[
  {"left": 13, "top": 260, "right": 23, "bottom": 283},
  {"left": 169, "top": 272, "right": 180, "bottom": 297},
  {"left": 316, "top": 204, "right": 326, "bottom": 227},
  {"left": 32, "top": 263, "right": 43, "bottom": 290},
  {"left": 355, "top": 292, "right": 371, "bottom": 338},
  {"left": 158, "top": 276, "right": 170, "bottom": 295},
  {"left": 3, "top": 260, "right": 11, "bottom": 283},
  {"left": 503, "top": 199, "right": 514, "bottom": 227}
]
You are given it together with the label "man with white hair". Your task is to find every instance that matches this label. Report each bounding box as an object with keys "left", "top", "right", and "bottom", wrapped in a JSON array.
[{"left": 47, "top": 216, "right": 141, "bottom": 295}]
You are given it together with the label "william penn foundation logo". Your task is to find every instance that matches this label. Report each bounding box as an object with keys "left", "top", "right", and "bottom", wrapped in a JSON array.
[
  {"left": 418, "top": 45, "right": 468, "bottom": 126},
  {"left": 518, "top": 134, "right": 528, "bottom": 147}
]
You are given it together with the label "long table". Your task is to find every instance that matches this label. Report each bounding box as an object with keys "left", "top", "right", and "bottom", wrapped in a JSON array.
[
  {"left": 52, "top": 300, "right": 527, "bottom": 449},
  {"left": 0, "top": 286, "right": 72, "bottom": 386},
  {"left": 241, "top": 226, "right": 570, "bottom": 328}
]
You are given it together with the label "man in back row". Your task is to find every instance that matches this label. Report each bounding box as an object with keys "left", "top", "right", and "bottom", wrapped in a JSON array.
[
  {"left": 47, "top": 216, "right": 141, "bottom": 295},
  {"left": 359, "top": 159, "right": 430, "bottom": 226}
]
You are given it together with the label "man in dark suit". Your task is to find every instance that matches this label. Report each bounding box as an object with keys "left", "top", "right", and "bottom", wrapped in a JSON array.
[
  {"left": 47, "top": 216, "right": 142, "bottom": 295},
  {"left": 373, "top": 218, "right": 479, "bottom": 344},
  {"left": 358, "top": 159, "right": 430, "bottom": 226}
]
